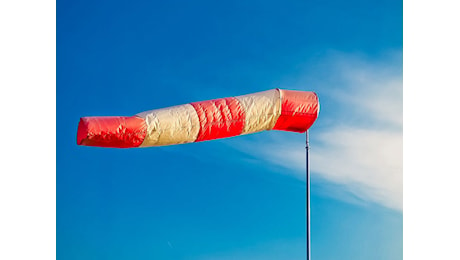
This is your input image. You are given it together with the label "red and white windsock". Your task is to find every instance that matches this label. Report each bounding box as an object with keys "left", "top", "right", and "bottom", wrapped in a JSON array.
[{"left": 77, "top": 89, "right": 320, "bottom": 148}]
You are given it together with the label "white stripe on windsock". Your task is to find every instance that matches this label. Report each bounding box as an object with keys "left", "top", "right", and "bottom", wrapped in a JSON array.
[
  {"left": 236, "top": 89, "right": 281, "bottom": 135},
  {"left": 137, "top": 104, "right": 200, "bottom": 147}
]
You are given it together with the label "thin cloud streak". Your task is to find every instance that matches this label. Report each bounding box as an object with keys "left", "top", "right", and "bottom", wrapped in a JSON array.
[{"left": 231, "top": 51, "right": 403, "bottom": 211}]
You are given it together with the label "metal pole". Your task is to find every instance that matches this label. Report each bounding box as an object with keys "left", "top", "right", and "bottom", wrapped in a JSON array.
[{"left": 306, "top": 130, "right": 311, "bottom": 260}]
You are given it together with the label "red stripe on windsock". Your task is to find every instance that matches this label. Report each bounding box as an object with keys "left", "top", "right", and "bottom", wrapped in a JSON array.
[
  {"left": 273, "top": 89, "right": 319, "bottom": 133},
  {"left": 77, "top": 116, "right": 147, "bottom": 148},
  {"left": 191, "top": 97, "right": 246, "bottom": 142}
]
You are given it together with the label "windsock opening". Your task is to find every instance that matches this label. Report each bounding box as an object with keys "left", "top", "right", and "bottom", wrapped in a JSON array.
[
  {"left": 273, "top": 89, "right": 319, "bottom": 133},
  {"left": 77, "top": 116, "right": 147, "bottom": 148}
]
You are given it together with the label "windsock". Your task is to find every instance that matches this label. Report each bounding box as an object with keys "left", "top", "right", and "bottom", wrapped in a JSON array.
[{"left": 77, "top": 89, "right": 319, "bottom": 148}]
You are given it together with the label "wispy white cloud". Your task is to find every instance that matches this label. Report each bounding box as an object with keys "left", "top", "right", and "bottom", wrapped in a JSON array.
[{"left": 230, "top": 51, "right": 403, "bottom": 211}]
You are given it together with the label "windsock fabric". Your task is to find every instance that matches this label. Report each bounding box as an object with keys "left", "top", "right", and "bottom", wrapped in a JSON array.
[{"left": 77, "top": 89, "right": 319, "bottom": 148}]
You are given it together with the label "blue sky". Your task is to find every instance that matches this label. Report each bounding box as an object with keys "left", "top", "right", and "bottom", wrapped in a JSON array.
[{"left": 57, "top": 0, "right": 402, "bottom": 259}]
